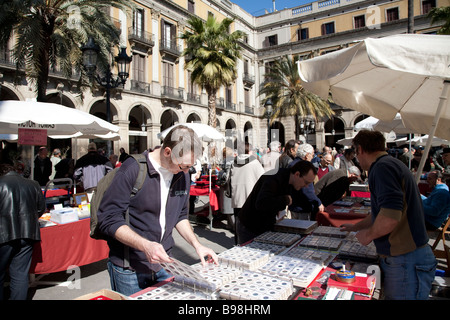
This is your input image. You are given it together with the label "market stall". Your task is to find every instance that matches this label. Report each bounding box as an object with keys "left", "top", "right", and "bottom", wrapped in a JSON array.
[
  {"left": 121, "top": 225, "right": 380, "bottom": 301},
  {"left": 30, "top": 218, "right": 109, "bottom": 276},
  {"left": 189, "top": 175, "right": 221, "bottom": 229}
]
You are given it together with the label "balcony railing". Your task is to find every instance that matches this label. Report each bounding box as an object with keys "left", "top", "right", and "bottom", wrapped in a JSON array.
[
  {"left": 225, "top": 101, "right": 236, "bottom": 111},
  {"left": 130, "top": 80, "right": 151, "bottom": 95},
  {"left": 187, "top": 92, "right": 201, "bottom": 104},
  {"left": 161, "top": 85, "right": 184, "bottom": 101},
  {"left": 128, "top": 28, "right": 155, "bottom": 48},
  {"left": 243, "top": 72, "right": 255, "bottom": 86},
  {"left": 159, "top": 38, "right": 181, "bottom": 57}
]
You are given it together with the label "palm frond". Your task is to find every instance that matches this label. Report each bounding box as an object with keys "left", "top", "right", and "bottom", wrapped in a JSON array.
[{"left": 259, "top": 55, "right": 333, "bottom": 131}]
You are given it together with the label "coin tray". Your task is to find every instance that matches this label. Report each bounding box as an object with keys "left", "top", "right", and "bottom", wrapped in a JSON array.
[
  {"left": 312, "top": 226, "right": 348, "bottom": 238},
  {"left": 258, "top": 255, "right": 323, "bottom": 288},
  {"left": 282, "top": 246, "right": 336, "bottom": 267},
  {"left": 254, "top": 231, "right": 302, "bottom": 246},
  {"left": 190, "top": 263, "right": 243, "bottom": 289},
  {"left": 298, "top": 234, "right": 343, "bottom": 251},
  {"left": 161, "top": 258, "right": 218, "bottom": 292},
  {"left": 131, "top": 282, "right": 209, "bottom": 300},
  {"left": 218, "top": 246, "right": 271, "bottom": 270},
  {"left": 245, "top": 241, "right": 288, "bottom": 255},
  {"left": 338, "top": 240, "right": 379, "bottom": 261},
  {"left": 219, "top": 270, "right": 294, "bottom": 300}
]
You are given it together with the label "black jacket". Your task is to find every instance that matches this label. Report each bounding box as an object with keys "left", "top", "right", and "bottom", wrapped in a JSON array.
[
  {"left": 0, "top": 171, "right": 46, "bottom": 244},
  {"left": 34, "top": 156, "right": 52, "bottom": 186},
  {"left": 238, "top": 168, "right": 292, "bottom": 236}
]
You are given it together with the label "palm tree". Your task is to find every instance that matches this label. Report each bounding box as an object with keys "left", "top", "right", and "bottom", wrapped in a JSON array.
[
  {"left": 428, "top": 6, "right": 450, "bottom": 35},
  {"left": 180, "top": 15, "right": 245, "bottom": 128},
  {"left": 0, "top": 0, "right": 133, "bottom": 102},
  {"left": 259, "top": 55, "right": 334, "bottom": 139}
]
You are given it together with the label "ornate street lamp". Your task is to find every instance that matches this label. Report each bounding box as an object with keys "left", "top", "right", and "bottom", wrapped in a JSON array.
[
  {"left": 81, "top": 37, "right": 132, "bottom": 155},
  {"left": 300, "top": 118, "right": 316, "bottom": 143},
  {"left": 265, "top": 99, "right": 273, "bottom": 148}
]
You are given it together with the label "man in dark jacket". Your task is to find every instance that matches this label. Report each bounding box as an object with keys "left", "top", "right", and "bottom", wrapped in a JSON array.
[
  {"left": 34, "top": 146, "right": 52, "bottom": 186},
  {"left": 0, "top": 164, "right": 46, "bottom": 300},
  {"left": 314, "top": 165, "right": 361, "bottom": 207},
  {"left": 97, "top": 125, "right": 218, "bottom": 296},
  {"left": 236, "top": 160, "right": 317, "bottom": 244},
  {"left": 73, "top": 142, "right": 112, "bottom": 192}
]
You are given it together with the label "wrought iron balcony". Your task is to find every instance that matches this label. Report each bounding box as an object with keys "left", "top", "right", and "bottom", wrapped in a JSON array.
[
  {"left": 128, "top": 28, "right": 155, "bottom": 49},
  {"left": 161, "top": 85, "right": 184, "bottom": 102},
  {"left": 159, "top": 38, "right": 181, "bottom": 58}
]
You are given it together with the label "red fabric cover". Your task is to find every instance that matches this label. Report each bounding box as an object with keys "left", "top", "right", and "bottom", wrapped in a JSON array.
[{"left": 30, "top": 218, "right": 109, "bottom": 274}]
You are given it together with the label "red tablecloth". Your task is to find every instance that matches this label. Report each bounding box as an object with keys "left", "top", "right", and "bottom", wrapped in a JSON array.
[
  {"left": 350, "top": 191, "right": 371, "bottom": 198},
  {"left": 30, "top": 218, "right": 109, "bottom": 274},
  {"left": 43, "top": 188, "right": 70, "bottom": 197},
  {"left": 317, "top": 202, "right": 369, "bottom": 227},
  {"left": 189, "top": 185, "right": 220, "bottom": 212},
  {"left": 317, "top": 211, "right": 367, "bottom": 227}
]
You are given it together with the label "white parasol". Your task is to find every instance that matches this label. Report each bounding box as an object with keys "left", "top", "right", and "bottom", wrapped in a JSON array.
[{"left": 297, "top": 34, "right": 450, "bottom": 182}]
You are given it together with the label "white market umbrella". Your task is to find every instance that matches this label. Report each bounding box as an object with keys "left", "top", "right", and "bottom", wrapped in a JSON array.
[
  {"left": 374, "top": 114, "right": 414, "bottom": 135},
  {"left": 0, "top": 100, "right": 119, "bottom": 135},
  {"left": 408, "top": 135, "right": 450, "bottom": 147},
  {"left": 50, "top": 131, "right": 121, "bottom": 141},
  {"left": 0, "top": 132, "right": 121, "bottom": 141},
  {"left": 0, "top": 100, "right": 120, "bottom": 180},
  {"left": 355, "top": 113, "right": 415, "bottom": 169},
  {"left": 297, "top": 34, "right": 450, "bottom": 182},
  {"left": 336, "top": 137, "right": 353, "bottom": 146},
  {"left": 157, "top": 122, "right": 226, "bottom": 142},
  {"left": 354, "top": 116, "right": 379, "bottom": 131}
]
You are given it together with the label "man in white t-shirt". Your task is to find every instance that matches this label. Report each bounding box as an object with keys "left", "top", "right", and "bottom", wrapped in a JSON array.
[{"left": 97, "top": 125, "right": 219, "bottom": 296}]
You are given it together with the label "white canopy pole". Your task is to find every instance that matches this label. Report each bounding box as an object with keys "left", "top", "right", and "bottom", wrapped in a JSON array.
[
  {"left": 409, "top": 134, "right": 412, "bottom": 170},
  {"left": 415, "top": 80, "right": 450, "bottom": 183}
]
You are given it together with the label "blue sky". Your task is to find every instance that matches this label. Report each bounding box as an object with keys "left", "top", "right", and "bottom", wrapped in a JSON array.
[{"left": 232, "top": 0, "right": 313, "bottom": 16}]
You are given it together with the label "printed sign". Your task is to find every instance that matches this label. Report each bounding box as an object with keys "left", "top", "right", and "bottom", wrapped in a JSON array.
[{"left": 18, "top": 128, "right": 47, "bottom": 145}]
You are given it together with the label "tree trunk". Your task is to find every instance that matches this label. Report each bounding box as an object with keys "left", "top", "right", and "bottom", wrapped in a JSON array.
[
  {"left": 207, "top": 88, "right": 217, "bottom": 128},
  {"left": 36, "top": 56, "right": 49, "bottom": 102},
  {"left": 407, "top": 0, "right": 414, "bottom": 33},
  {"left": 36, "top": 14, "right": 54, "bottom": 102}
]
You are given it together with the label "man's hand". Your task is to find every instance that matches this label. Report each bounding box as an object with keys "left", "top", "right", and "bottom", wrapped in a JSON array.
[
  {"left": 142, "top": 241, "right": 173, "bottom": 264},
  {"left": 340, "top": 223, "right": 357, "bottom": 232},
  {"left": 195, "top": 244, "right": 219, "bottom": 267}
]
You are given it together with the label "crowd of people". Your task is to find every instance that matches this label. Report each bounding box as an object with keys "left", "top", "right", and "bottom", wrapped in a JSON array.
[{"left": 1, "top": 128, "right": 450, "bottom": 300}]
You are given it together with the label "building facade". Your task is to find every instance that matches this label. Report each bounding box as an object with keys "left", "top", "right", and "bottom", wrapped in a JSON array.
[{"left": 0, "top": 0, "right": 446, "bottom": 160}]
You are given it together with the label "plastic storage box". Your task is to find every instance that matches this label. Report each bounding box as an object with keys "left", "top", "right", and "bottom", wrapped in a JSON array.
[{"left": 50, "top": 207, "right": 79, "bottom": 224}]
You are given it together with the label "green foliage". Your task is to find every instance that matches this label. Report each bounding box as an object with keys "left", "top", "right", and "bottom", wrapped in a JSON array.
[
  {"left": 259, "top": 55, "right": 333, "bottom": 129},
  {"left": 0, "top": 0, "right": 134, "bottom": 101},
  {"left": 428, "top": 6, "right": 450, "bottom": 35},
  {"left": 181, "top": 15, "right": 245, "bottom": 126}
]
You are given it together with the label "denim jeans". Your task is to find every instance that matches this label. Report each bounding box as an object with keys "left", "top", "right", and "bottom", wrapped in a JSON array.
[
  {"left": 107, "top": 260, "right": 171, "bottom": 296},
  {"left": 380, "top": 245, "right": 437, "bottom": 300},
  {"left": 0, "top": 239, "right": 34, "bottom": 300}
]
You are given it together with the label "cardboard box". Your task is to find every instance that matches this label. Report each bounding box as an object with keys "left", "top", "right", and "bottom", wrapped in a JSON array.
[
  {"left": 74, "top": 289, "right": 128, "bottom": 300},
  {"left": 50, "top": 207, "right": 79, "bottom": 224}
]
